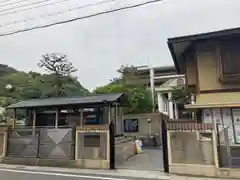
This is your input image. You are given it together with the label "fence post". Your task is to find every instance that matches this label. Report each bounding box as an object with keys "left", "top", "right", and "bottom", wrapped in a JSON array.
[
  {"left": 72, "top": 126, "right": 76, "bottom": 160},
  {"left": 36, "top": 129, "right": 41, "bottom": 159},
  {"left": 109, "top": 122, "right": 115, "bottom": 169},
  {"left": 161, "top": 119, "right": 169, "bottom": 173},
  {"left": 216, "top": 124, "right": 222, "bottom": 167},
  {"left": 224, "top": 127, "right": 232, "bottom": 167}
]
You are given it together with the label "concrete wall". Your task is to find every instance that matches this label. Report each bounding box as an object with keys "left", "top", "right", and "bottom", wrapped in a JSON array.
[
  {"left": 169, "top": 131, "right": 214, "bottom": 165},
  {"left": 75, "top": 125, "right": 110, "bottom": 169},
  {"left": 123, "top": 113, "right": 162, "bottom": 137},
  {"left": 168, "top": 130, "right": 218, "bottom": 177}
]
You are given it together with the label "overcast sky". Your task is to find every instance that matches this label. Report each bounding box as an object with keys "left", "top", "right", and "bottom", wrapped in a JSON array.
[{"left": 0, "top": 0, "right": 239, "bottom": 91}]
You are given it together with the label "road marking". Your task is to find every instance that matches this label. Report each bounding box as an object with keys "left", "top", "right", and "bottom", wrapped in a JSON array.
[{"left": 0, "top": 168, "right": 130, "bottom": 180}]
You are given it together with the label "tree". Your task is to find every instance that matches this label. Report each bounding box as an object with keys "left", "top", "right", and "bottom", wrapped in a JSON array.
[
  {"left": 171, "top": 87, "right": 190, "bottom": 104},
  {"left": 94, "top": 65, "right": 153, "bottom": 114},
  {"left": 0, "top": 62, "right": 89, "bottom": 107},
  {"left": 38, "top": 53, "right": 78, "bottom": 97}
]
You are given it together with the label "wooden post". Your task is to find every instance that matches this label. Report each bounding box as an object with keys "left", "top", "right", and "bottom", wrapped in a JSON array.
[
  {"left": 115, "top": 104, "right": 118, "bottom": 135},
  {"left": 80, "top": 108, "right": 83, "bottom": 127},
  {"left": 108, "top": 104, "right": 111, "bottom": 124},
  {"left": 55, "top": 108, "right": 59, "bottom": 128},
  {"left": 120, "top": 107, "right": 124, "bottom": 134},
  {"left": 12, "top": 108, "right": 16, "bottom": 128},
  {"left": 32, "top": 109, "right": 36, "bottom": 136}
]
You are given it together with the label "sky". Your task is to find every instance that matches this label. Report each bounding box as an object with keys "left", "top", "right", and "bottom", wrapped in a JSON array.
[{"left": 0, "top": 0, "right": 240, "bottom": 91}]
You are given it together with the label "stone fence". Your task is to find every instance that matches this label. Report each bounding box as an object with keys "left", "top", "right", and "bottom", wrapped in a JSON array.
[
  {"left": 166, "top": 121, "right": 240, "bottom": 179},
  {"left": 167, "top": 122, "right": 218, "bottom": 177}
]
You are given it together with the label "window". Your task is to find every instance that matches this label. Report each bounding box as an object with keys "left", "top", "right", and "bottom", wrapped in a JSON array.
[
  {"left": 218, "top": 39, "right": 240, "bottom": 82},
  {"left": 124, "top": 119, "right": 138, "bottom": 132},
  {"left": 84, "top": 108, "right": 103, "bottom": 125}
]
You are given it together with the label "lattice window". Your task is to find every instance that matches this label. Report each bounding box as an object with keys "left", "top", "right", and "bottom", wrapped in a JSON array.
[{"left": 218, "top": 39, "right": 240, "bottom": 82}]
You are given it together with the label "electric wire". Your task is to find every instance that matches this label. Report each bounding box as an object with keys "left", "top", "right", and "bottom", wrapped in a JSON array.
[
  {"left": 0, "top": 0, "right": 163, "bottom": 36},
  {"left": 0, "top": 0, "right": 39, "bottom": 8},
  {"left": 0, "top": 0, "right": 71, "bottom": 15},
  {"left": 0, "top": 0, "right": 117, "bottom": 27}
]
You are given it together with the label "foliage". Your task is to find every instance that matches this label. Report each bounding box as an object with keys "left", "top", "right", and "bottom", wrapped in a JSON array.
[
  {"left": 171, "top": 87, "right": 190, "bottom": 104},
  {"left": 0, "top": 62, "right": 89, "bottom": 107},
  {"left": 94, "top": 65, "right": 153, "bottom": 114}
]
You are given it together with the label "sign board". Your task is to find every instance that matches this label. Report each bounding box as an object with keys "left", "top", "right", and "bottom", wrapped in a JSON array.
[
  {"left": 212, "top": 108, "right": 221, "bottom": 125},
  {"left": 124, "top": 119, "right": 139, "bottom": 132},
  {"left": 232, "top": 109, "right": 240, "bottom": 143},
  {"left": 202, "top": 109, "right": 212, "bottom": 124},
  {"left": 212, "top": 108, "right": 235, "bottom": 145}
]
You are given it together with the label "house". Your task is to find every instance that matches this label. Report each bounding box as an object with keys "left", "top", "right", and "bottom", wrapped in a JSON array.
[
  {"left": 168, "top": 27, "right": 240, "bottom": 168},
  {"left": 155, "top": 73, "right": 185, "bottom": 119},
  {"left": 124, "top": 65, "right": 177, "bottom": 87},
  {"left": 3, "top": 93, "right": 136, "bottom": 169},
  {"left": 124, "top": 65, "right": 186, "bottom": 119}
]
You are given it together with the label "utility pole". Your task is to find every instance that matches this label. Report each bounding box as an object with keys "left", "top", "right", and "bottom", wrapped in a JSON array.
[{"left": 149, "top": 62, "right": 155, "bottom": 113}]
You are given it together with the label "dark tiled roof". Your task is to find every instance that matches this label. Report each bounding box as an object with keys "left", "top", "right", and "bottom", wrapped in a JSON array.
[
  {"left": 7, "top": 93, "right": 127, "bottom": 109},
  {"left": 167, "top": 26, "right": 240, "bottom": 72}
]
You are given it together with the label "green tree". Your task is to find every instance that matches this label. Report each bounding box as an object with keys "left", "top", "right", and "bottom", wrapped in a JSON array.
[
  {"left": 0, "top": 61, "right": 89, "bottom": 107},
  {"left": 171, "top": 87, "right": 190, "bottom": 104},
  {"left": 94, "top": 65, "right": 153, "bottom": 114}
]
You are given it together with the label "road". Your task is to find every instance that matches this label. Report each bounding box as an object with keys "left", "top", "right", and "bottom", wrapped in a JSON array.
[
  {"left": 0, "top": 168, "right": 164, "bottom": 180},
  {"left": 0, "top": 165, "right": 221, "bottom": 180}
]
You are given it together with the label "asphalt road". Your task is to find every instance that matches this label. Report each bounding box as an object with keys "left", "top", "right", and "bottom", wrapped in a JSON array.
[{"left": 0, "top": 168, "right": 162, "bottom": 180}]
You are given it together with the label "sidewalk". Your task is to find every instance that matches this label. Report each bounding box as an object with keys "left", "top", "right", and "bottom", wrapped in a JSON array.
[{"left": 0, "top": 164, "right": 235, "bottom": 180}]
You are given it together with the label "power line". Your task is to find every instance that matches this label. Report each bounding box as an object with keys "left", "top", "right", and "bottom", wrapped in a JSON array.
[
  {"left": 0, "top": 0, "right": 70, "bottom": 14},
  {"left": 0, "top": 0, "right": 80, "bottom": 17},
  {"left": 0, "top": 0, "right": 164, "bottom": 37},
  {"left": 0, "top": 0, "right": 35, "bottom": 8},
  {"left": 0, "top": 0, "right": 13, "bottom": 4},
  {"left": 0, "top": 0, "right": 117, "bottom": 27}
]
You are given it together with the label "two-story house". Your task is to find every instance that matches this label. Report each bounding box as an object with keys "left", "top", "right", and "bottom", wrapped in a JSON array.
[{"left": 168, "top": 27, "right": 240, "bottom": 167}]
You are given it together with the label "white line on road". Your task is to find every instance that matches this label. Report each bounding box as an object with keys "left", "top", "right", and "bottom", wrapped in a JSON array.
[{"left": 0, "top": 168, "right": 130, "bottom": 180}]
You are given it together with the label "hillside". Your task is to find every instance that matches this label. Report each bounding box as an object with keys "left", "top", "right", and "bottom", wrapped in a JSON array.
[{"left": 0, "top": 64, "right": 89, "bottom": 107}]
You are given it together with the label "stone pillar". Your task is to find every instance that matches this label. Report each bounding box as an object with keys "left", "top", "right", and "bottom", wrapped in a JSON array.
[
  {"left": 32, "top": 109, "right": 36, "bottom": 136},
  {"left": 55, "top": 108, "right": 59, "bottom": 128},
  {"left": 168, "top": 92, "right": 174, "bottom": 119},
  {"left": 80, "top": 108, "right": 83, "bottom": 127},
  {"left": 157, "top": 92, "right": 164, "bottom": 113},
  {"left": 174, "top": 102, "right": 179, "bottom": 119},
  {"left": 12, "top": 108, "right": 16, "bottom": 128}
]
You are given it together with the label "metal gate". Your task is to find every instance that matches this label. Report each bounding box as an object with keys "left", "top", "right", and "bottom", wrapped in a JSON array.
[
  {"left": 7, "top": 127, "right": 75, "bottom": 159},
  {"left": 216, "top": 124, "right": 240, "bottom": 168},
  {"left": 39, "top": 127, "right": 74, "bottom": 159},
  {"left": 7, "top": 128, "right": 40, "bottom": 157}
]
